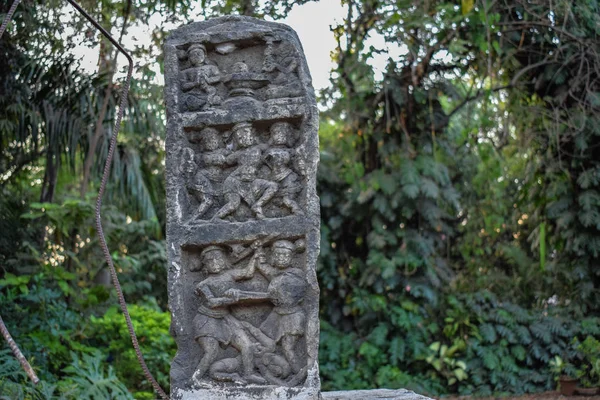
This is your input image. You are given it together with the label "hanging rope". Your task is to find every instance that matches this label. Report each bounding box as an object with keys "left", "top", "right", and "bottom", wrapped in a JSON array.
[
  {"left": 0, "top": 0, "right": 20, "bottom": 37},
  {"left": 0, "top": 0, "right": 39, "bottom": 387},
  {"left": 0, "top": 315, "right": 39, "bottom": 385},
  {"left": 0, "top": 1, "right": 169, "bottom": 398}
]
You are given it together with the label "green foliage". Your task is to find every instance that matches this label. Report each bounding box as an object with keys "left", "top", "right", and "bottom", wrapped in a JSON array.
[
  {"left": 0, "top": 349, "right": 133, "bottom": 399},
  {"left": 87, "top": 304, "right": 175, "bottom": 393},
  {"left": 60, "top": 351, "right": 133, "bottom": 400},
  {"left": 574, "top": 336, "right": 600, "bottom": 388}
]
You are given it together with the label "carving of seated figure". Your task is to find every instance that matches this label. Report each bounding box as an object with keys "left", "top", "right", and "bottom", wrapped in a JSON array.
[
  {"left": 190, "top": 245, "right": 266, "bottom": 385},
  {"left": 263, "top": 42, "right": 304, "bottom": 100},
  {"left": 182, "top": 128, "right": 230, "bottom": 219},
  {"left": 181, "top": 43, "right": 221, "bottom": 111},
  {"left": 226, "top": 240, "right": 307, "bottom": 383}
]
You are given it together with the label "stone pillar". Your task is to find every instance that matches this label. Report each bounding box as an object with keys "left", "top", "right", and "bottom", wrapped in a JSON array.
[{"left": 164, "top": 16, "right": 320, "bottom": 400}]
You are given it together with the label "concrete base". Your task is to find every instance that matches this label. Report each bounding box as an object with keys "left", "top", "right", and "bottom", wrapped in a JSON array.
[{"left": 322, "top": 389, "right": 434, "bottom": 400}]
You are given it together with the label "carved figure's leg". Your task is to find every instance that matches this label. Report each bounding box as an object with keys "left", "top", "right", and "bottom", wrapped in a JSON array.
[
  {"left": 281, "top": 335, "right": 301, "bottom": 374},
  {"left": 282, "top": 195, "right": 303, "bottom": 215},
  {"left": 197, "top": 194, "right": 214, "bottom": 217},
  {"left": 262, "top": 352, "right": 292, "bottom": 378},
  {"left": 192, "top": 337, "right": 220, "bottom": 383},
  {"left": 214, "top": 192, "right": 240, "bottom": 220},
  {"left": 185, "top": 94, "right": 207, "bottom": 112},
  {"left": 206, "top": 85, "right": 222, "bottom": 106},
  {"left": 209, "top": 356, "right": 242, "bottom": 382},
  {"left": 230, "top": 331, "right": 267, "bottom": 384},
  {"left": 251, "top": 180, "right": 277, "bottom": 219}
]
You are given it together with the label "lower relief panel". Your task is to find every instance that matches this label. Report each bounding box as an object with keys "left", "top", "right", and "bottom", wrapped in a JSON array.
[{"left": 171, "top": 235, "right": 313, "bottom": 392}]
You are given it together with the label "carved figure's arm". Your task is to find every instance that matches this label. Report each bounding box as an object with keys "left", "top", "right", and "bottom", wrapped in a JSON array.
[
  {"left": 195, "top": 282, "right": 235, "bottom": 308},
  {"left": 286, "top": 59, "right": 299, "bottom": 73},
  {"left": 224, "top": 288, "right": 270, "bottom": 303},
  {"left": 181, "top": 72, "right": 200, "bottom": 91},
  {"left": 204, "top": 67, "right": 221, "bottom": 84},
  {"left": 256, "top": 258, "right": 278, "bottom": 281},
  {"left": 241, "top": 321, "right": 276, "bottom": 350},
  {"left": 231, "top": 251, "right": 258, "bottom": 281}
]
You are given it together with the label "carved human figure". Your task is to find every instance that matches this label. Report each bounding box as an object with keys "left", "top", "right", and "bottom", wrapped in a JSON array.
[
  {"left": 265, "top": 122, "right": 303, "bottom": 215},
  {"left": 215, "top": 164, "right": 277, "bottom": 220},
  {"left": 183, "top": 128, "right": 229, "bottom": 218},
  {"left": 265, "top": 148, "right": 302, "bottom": 216},
  {"left": 214, "top": 123, "right": 276, "bottom": 220},
  {"left": 181, "top": 43, "right": 221, "bottom": 111},
  {"left": 225, "top": 122, "right": 264, "bottom": 167},
  {"left": 226, "top": 240, "right": 307, "bottom": 381},
  {"left": 263, "top": 38, "right": 304, "bottom": 100},
  {"left": 190, "top": 245, "right": 266, "bottom": 385}
]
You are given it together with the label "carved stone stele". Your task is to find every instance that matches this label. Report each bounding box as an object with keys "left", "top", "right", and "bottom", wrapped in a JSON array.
[{"left": 164, "top": 16, "right": 320, "bottom": 400}]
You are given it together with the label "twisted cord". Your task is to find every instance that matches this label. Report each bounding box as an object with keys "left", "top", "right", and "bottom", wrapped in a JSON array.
[
  {"left": 0, "top": 0, "right": 20, "bottom": 38},
  {"left": 0, "top": 0, "right": 38, "bottom": 386},
  {"left": 65, "top": 1, "right": 169, "bottom": 398},
  {"left": 0, "top": 314, "right": 39, "bottom": 384}
]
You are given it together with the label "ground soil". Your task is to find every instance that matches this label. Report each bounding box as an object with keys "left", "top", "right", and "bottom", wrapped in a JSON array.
[{"left": 442, "top": 391, "right": 600, "bottom": 400}]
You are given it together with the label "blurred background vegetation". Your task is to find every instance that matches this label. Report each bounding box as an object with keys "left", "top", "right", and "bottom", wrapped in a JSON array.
[{"left": 1, "top": 0, "right": 600, "bottom": 398}]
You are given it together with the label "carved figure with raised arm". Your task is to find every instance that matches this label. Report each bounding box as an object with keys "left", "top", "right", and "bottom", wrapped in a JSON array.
[
  {"left": 182, "top": 127, "right": 230, "bottom": 219},
  {"left": 225, "top": 239, "right": 307, "bottom": 384},
  {"left": 214, "top": 123, "right": 276, "bottom": 220},
  {"left": 190, "top": 245, "right": 266, "bottom": 385}
]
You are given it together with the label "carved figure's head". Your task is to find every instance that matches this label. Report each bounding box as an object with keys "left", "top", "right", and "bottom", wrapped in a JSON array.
[
  {"left": 270, "top": 122, "right": 292, "bottom": 147},
  {"left": 231, "top": 61, "right": 250, "bottom": 74},
  {"left": 272, "top": 240, "right": 294, "bottom": 268},
  {"left": 201, "top": 245, "right": 227, "bottom": 274},
  {"left": 237, "top": 163, "right": 257, "bottom": 182},
  {"left": 232, "top": 122, "right": 256, "bottom": 148},
  {"left": 201, "top": 127, "right": 221, "bottom": 151},
  {"left": 188, "top": 43, "right": 207, "bottom": 66}
]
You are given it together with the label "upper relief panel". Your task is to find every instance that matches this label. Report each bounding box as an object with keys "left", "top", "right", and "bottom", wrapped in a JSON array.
[
  {"left": 176, "top": 36, "right": 306, "bottom": 114},
  {"left": 166, "top": 20, "right": 313, "bottom": 126}
]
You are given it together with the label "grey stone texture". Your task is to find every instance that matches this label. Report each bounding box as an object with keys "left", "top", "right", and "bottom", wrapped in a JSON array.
[
  {"left": 322, "top": 389, "right": 434, "bottom": 400},
  {"left": 164, "top": 16, "right": 320, "bottom": 400}
]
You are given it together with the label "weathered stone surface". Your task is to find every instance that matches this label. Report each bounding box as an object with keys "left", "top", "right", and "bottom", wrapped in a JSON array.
[
  {"left": 322, "top": 389, "right": 435, "bottom": 400},
  {"left": 164, "top": 16, "right": 320, "bottom": 400}
]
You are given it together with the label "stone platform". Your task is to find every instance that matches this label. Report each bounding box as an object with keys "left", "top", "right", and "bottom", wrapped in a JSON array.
[{"left": 322, "top": 389, "right": 434, "bottom": 400}]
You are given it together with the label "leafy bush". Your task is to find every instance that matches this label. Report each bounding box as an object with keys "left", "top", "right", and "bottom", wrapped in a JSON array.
[
  {"left": 87, "top": 303, "right": 175, "bottom": 395},
  {"left": 0, "top": 349, "right": 133, "bottom": 400}
]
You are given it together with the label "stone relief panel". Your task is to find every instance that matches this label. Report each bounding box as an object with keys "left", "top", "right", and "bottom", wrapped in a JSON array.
[
  {"left": 181, "top": 236, "right": 310, "bottom": 388},
  {"left": 175, "top": 32, "right": 306, "bottom": 114},
  {"left": 180, "top": 120, "right": 307, "bottom": 222},
  {"left": 165, "top": 16, "right": 320, "bottom": 400}
]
